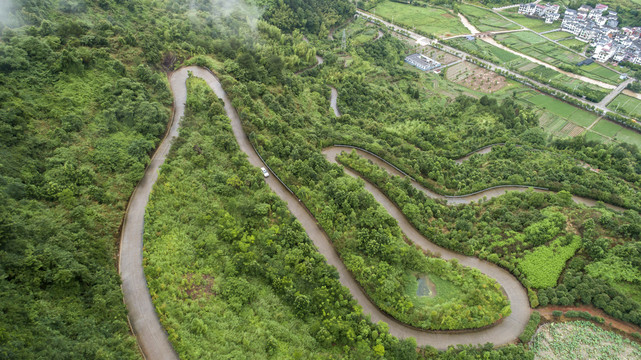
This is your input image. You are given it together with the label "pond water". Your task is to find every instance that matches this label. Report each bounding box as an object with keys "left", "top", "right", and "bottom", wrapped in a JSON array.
[{"left": 416, "top": 275, "right": 432, "bottom": 297}]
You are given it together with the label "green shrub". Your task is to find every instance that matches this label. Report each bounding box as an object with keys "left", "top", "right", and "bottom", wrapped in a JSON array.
[
  {"left": 519, "top": 311, "right": 542, "bottom": 343},
  {"left": 528, "top": 288, "right": 540, "bottom": 308}
]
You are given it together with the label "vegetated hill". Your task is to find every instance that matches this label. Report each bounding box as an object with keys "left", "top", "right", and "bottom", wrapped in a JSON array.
[
  {"left": 0, "top": 0, "right": 352, "bottom": 357},
  {"left": 2, "top": 0, "right": 640, "bottom": 358}
]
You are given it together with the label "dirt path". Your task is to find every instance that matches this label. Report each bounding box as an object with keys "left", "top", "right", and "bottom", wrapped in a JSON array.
[
  {"left": 458, "top": 13, "right": 480, "bottom": 34},
  {"left": 538, "top": 305, "right": 641, "bottom": 335},
  {"left": 294, "top": 55, "right": 324, "bottom": 75},
  {"left": 623, "top": 89, "right": 641, "bottom": 101}
]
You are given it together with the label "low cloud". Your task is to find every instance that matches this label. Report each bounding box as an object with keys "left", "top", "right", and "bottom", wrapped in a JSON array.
[
  {"left": 0, "top": 0, "right": 17, "bottom": 27},
  {"left": 189, "top": 0, "right": 263, "bottom": 31}
]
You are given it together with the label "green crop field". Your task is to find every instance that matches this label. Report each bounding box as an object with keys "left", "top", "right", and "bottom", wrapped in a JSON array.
[
  {"left": 527, "top": 94, "right": 596, "bottom": 123},
  {"left": 495, "top": 32, "right": 621, "bottom": 85},
  {"left": 558, "top": 37, "right": 587, "bottom": 48},
  {"left": 458, "top": 4, "right": 520, "bottom": 32},
  {"left": 531, "top": 322, "right": 641, "bottom": 359},
  {"left": 581, "top": 62, "right": 622, "bottom": 84},
  {"left": 591, "top": 119, "right": 641, "bottom": 147},
  {"left": 585, "top": 130, "right": 612, "bottom": 143},
  {"left": 372, "top": 1, "right": 467, "bottom": 37},
  {"left": 608, "top": 94, "right": 641, "bottom": 119},
  {"left": 447, "top": 38, "right": 521, "bottom": 63},
  {"left": 592, "top": 119, "right": 624, "bottom": 137},
  {"left": 495, "top": 31, "right": 584, "bottom": 66},
  {"left": 498, "top": 10, "right": 560, "bottom": 32},
  {"left": 545, "top": 30, "right": 574, "bottom": 40}
]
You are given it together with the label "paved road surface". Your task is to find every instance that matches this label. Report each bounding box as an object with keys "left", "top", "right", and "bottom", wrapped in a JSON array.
[
  {"left": 330, "top": 86, "right": 341, "bottom": 117},
  {"left": 598, "top": 78, "right": 635, "bottom": 108}
]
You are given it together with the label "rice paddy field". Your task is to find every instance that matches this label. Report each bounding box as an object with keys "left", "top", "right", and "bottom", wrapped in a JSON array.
[
  {"left": 494, "top": 31, "right": 621, "bottom": 85},
  {"left": 515, "top": 90, "right": 598, "bottom": 138},
  {"left": 371, "top": 1, "right": 468, "bottom": 37},
  {"left": 458, "top": 4, "right": 520, "bottom": 32},
  {"left": 607, "top": 94, "right": 641, "bottom": 120},
  {"left": 531, "top": 321, "right": 641, "bottom": 360}
]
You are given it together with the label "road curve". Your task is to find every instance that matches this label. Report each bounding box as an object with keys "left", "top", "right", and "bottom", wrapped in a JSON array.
[
  {"left": 188, "top": 67, "right": 534, "bottom": 348},
  {"left": 126, "top": 65, "right": 627, "bottom": 357},
  {"left": 323, "top": 146, "right": 624, "bottom": 211},
  {"left": 121, "top": 66, "right": 537, "bottom": 358}
]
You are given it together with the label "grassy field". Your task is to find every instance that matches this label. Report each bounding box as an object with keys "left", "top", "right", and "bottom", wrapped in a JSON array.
[
  {"left": 591, "top": 119, "right": 641, "bottom": 147},
  {"left": 545, "top": 30, "right": 574, "bottom": 40},
  {"left": 458, "top": 4, "right": 520, "bottom": 32},
  {"left": 345, "top": 18, "right": 382, "bottom": 46},
  {"left": 517, "top": 91, "right": 599, "bottom": 137},
  {"left": 498, "top": 8, "right": 560, "bottom": 32},
  {"left": 585, "top": 130, "right": 612, "bottom": 143},
  {"left": 527, "top": 94, "right": 598, "bottom": 127},
  {"left": 494, "top": 31, "right": 621, "bottom": 85},
  {"left": 531, "top": 322, "right": 641, "bottom": 360},
  {"left": 558, "top": 38, "right": 587, "bottom": 48},
  {"left": 607, "top": 94, "right": 641, "bottom": 119},
  {"left": 495, "top": 31, "right": 584, "bottom": 65},
  {"left": 372, "top": 1, "right": 468, "bottom": 37},
  {"left": 446, "top": 37, "right": 521, "bottom": 64}
]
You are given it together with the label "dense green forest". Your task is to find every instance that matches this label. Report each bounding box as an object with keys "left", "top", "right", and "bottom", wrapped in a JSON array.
[{"left": 2, "top": 0, "right": 640, "bottom": 358}]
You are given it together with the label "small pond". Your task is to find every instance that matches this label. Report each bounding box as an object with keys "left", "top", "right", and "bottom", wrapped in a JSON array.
[{"left": 416, "top": 275, "right": 432, "bottom": 297}]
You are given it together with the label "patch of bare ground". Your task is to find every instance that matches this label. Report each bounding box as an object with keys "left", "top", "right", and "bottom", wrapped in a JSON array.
[
  {"left": 422, "top": 46, "right": 460, "bottom": 65},
  {"left": 182, "top": 274, "right": 216, "bottom": 300},
  {"left": 445, "top": 61, "right": 508, "bottom": 92},
  {"left": 558, "top": 122, "right": 585, "bottom": 137}
]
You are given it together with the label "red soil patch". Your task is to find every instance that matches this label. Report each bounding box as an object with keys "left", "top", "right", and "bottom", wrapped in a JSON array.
[{"left": 537, "top": 305, "right": 641, "bottom": 335}]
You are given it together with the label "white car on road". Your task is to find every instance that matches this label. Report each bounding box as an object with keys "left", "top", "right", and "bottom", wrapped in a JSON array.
[{"left": 261, "top": 167, "right": 269, "bottom": 178}]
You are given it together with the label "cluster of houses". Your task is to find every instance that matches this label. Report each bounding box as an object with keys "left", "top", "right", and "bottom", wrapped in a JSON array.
[
  {"left": 518, "top": 3, "right": 560, "bottom": 24},
  {"left": 518, "top": 2, "right": 641, "bottom": 64},
  {"left": 561, "top": 4, "right": 641, "bottom": 64}
]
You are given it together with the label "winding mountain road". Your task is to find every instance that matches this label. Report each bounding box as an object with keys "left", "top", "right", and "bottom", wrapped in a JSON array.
[{"left": 121, "top": 65, "right": 626, "bottom": 359}]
